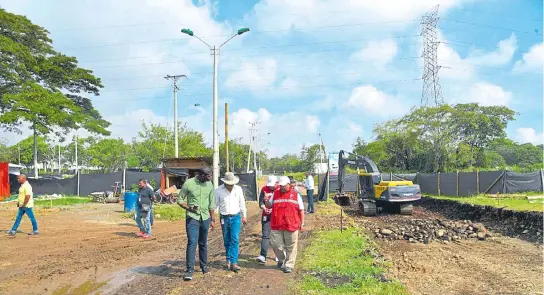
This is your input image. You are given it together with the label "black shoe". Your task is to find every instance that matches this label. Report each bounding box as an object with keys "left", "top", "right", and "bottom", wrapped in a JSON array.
[
  {"left": 183, "top": 271, "right": 193, "bottom": 281},
  {"left": 202, "top": 267, "right": 209, "bottom": 274}
]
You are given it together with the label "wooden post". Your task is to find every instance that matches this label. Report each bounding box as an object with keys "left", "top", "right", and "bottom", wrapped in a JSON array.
[
  {"left": 225, "top": 103, "right": 229, "bottom": 172},
  {"left": 476, "top": 170, "right": 480, "bottom": 195},
  {"left": 340, "top": 207, "right": 343, "bottom": 233},
  {"left": 456, "top": 171, "right": 459, "bottom": 197},
  {"left": 437, "top": 172, "right": 441, "bottom": 196}
]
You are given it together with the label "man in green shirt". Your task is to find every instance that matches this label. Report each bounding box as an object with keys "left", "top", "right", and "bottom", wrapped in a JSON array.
[{"left": 177, "top": 167, "right": 215, "bottom": 281}]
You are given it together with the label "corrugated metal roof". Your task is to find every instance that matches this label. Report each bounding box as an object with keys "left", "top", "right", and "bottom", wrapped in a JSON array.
[{"left": 161, "top": 156, "right": 213, "bottom": 164}]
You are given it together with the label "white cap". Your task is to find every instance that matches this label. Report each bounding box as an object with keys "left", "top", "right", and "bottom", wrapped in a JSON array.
[
  {"left": 267, "top": 175, "right": 277, "bottom": 187},
  {"left": 278, "top": 176, "right": 290, "bottom": 186}
]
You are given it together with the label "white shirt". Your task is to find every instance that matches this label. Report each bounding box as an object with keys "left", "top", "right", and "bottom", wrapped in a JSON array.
[
  {"left": 304, "top": 175, "right": 314, "bottom": 190},
  {"left": 268, "top": 190, "right": 305, "bottom": 210},
  {"left": 214, "top": 184, "right": 247, "bottom": 218}
]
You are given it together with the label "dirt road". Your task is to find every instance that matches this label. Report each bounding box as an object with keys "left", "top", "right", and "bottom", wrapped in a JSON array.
[
  {"left": 346, "top": 206, "right": 544, "bottom": 295},
  {"left": 0, "top": 201, "right": 312, "bottom": 295}
]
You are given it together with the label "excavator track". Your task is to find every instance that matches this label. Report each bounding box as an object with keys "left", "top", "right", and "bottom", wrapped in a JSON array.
[
  {"left": 398, "top": 203, "right": 414, "bottom": 215},
  {"left": 359, "top": 200, "right": 377, "bottom": 216}
]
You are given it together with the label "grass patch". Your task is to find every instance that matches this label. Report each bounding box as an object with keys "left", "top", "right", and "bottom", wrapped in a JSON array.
[
  {"left": 427, "top": 195, "right": 544, "bottom": 212},
  {"left": 52, "top": 279, "right": 109, "bottom": 295},
  {"left": 121, "top": 204, "right": 186, "bottom": 221},
  {"left": 297, "top": 228, "right": 408, "bottom": 295},
  {"left": 34, "top": 196, "right": 92, "bottom": 208}
]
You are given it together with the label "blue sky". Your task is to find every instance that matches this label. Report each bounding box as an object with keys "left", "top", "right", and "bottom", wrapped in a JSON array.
[{"left": 1, "top": 0, "right": 542, "bottom": 157}]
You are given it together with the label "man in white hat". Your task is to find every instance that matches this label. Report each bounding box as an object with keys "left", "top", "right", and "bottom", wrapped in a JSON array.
[
  {"left": 214, "top": 172, "right": 247, "bottom": 272},
  {"left": 256, "top": 175, "right": 278, "bottom": 264}
]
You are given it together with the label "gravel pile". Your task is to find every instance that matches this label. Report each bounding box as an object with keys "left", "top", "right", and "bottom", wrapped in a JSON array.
[{"left": 371, "top": 219, "right": 490, "bottom": 244}]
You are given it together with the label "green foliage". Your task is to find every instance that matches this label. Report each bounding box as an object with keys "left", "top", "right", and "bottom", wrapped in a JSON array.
[
  {"left": 0, "top": 8, "right": 110, "bottom": 138},
  {"left": 298, "top": 228, "right": 408, "bottom": 295},
  {"left": 300, "top": 143, "right": 325, "bottom": 172},
  {"left": 86, "top": 137, "right": 128, "bottom": 173},
  {"left": 219, "top": 138, "right": 251, "bottom": 173},
  {"left": 269, "top": 153, "right": 304, "bottom": 173},
  {"left": 351, "top": 103, "right": 540, "bottom": 173}
]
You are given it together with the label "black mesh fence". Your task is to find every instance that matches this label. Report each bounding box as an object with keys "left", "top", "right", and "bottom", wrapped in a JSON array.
[
  {"left": 219, "top": 172, "right": 258, "bottom": 201},
  {"left": 79, "top": 172, "right": 123, "bottom": 196},
  {"left": 328, "top": 170, "right": 543, "bottom": 196},
  {"left": 125, "top": 171, "right": 161, "bottom": 191}
]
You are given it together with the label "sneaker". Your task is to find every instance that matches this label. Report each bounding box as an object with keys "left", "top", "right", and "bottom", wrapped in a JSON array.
[
  {"left": 7, "top": 231, "right": 15, "bottom": 238},
  {"left": 141, "top": 234, "right": 151, "bottom": 239},
  {"left": 256, "top": 255, "right": 266, "bottom": 264},
  {"left": 277, "top": 261, "right": 284, "bottom": 269},
  {"left": 231, "top": 264, "right": 241, "bottom": 273},
  {"left": 28, "top": 231, "right": 39, "bottom": 236},
  {"left": 202, "top": 267, "right": 209, "bottom": 274},
  {"left": 183, "top": 271, "right": 193, "bottom": 281},
  {"left": 284, "top": 267, "right": 293, "bottom": 273},
  {"left": 275, "top": 257, "right": 279, "bottom": 262},
  {"left": 224, "top": 262, "right": 231, "bottom": 270},
  {"left": 136, "top": 231, "right": 145, "bottom": 237}
]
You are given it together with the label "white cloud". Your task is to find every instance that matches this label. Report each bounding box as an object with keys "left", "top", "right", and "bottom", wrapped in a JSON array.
[
  {"left": 466, "top": 33, "right": 517, "bottom": 66},
  {"left": 513, "top": 43, "right": 544, "bottom": 73},
  {"left": 465, "top": 82, "right": 512, "bottom": 106},
  {"left": 515, "top": 128, "right": 544, "bottom": 145},
  {"left": 224, "top": 58, "right": 278, "bottom": 90},
  {"left": 227, "top": 108, "right": 320, "bottom": 156},
  {"left": 344, "top": 85, "right": 406, "bottom": 116},
  {"left": 351, "top": 39, "right": 398, "bottom": 66}
]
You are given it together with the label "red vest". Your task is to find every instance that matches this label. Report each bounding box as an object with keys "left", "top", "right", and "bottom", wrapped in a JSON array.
[
  {"left": 271, "top": 188, "right": 301, "bottom": 232},
  {"left": 261, "top": 185, "right": 276, "bottom": 216}
]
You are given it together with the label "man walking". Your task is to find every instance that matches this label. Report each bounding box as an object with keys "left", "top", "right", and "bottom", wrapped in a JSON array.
[
  {"left": 304, "top": 172, "right": 315, "bottom": 214},
  {"left": 256, "top": 175, "right": 277, "bottom": 264},
  {"left": 266, "top": 176, "right": 305, "bottom": 273},
  {"left": 177, "top": 167, "right": 215, "bottom": 281},
  {"left": 145, "top": 179, "right": 154, "bottom": 226},
  {"left": 135, "top": 179, "right": 153, "bottom": 239},
  {"left": 8, "top": 174, "right": 39, "bottom": 238},
  {"left": 214, "top": 172, "right": 247, "bottom": 272}
]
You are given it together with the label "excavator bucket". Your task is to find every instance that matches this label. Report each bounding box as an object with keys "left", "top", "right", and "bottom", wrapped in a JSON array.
[{"left": 334, "top": 193, "right": 353, "bottom": 206}]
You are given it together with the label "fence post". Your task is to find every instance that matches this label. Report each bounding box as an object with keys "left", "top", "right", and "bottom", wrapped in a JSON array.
[
  {"left": 122, "top": 168, "right": 126, "bottom": 193},
  {"left": 502, "top": 170, "right": 507, "bottom": 194},
  {"left": 476, "top": 170, "right": 480, "bottom": 195},
  {"left": 390, "top": 172, "right": 393, "bottom": 181},
  {"left": 437, "top": 172, "right": 441, "bottom": 196},
  {"left": 540, "top": 169, "right": 543, "bottom": 192},
  {"left": 456, "top": 171, "right": 459, "bottom": 197},
  {"left": 77, "top": 170, "right": 80, "bottom": 197}
]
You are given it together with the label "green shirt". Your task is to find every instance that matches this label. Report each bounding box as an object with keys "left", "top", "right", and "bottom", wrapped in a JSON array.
[{"left": 177, "top": 177, "right": 214, "bottom": 221}]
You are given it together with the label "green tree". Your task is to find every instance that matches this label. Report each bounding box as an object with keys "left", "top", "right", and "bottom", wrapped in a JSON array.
[
  {"left": 86, "top": 138, "right": 129, "bottom": 173},
  {"left": 0, "top": 9, "right": 111, "bottom": 176},
  {"left": 300, "top": 144, "right": 323, "bottom": 172}
]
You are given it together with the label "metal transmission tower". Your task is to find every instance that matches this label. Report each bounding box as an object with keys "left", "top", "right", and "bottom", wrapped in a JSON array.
[
  {"left": 164, "top": 74, "right": 187, "bottom": 157},
  {"left": 420, "top": 5, "right": 443, "bottom": 106}
]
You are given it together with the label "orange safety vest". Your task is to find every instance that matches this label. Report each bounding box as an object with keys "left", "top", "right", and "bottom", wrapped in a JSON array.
[{"left": 271, "top": 187, "right": 301, "bottom": 232}]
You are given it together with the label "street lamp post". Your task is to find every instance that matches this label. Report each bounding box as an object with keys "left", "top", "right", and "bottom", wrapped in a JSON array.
[{"left": 181, "top": 27, "right": 250, "bottom": 188}]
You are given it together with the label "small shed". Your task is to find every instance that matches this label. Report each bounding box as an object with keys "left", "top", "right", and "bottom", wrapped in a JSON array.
[{"left": 160, "top": 156, "right": 212, "bottom": 191}]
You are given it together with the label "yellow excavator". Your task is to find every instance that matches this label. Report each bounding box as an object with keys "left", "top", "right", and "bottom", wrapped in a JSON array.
[{"left": 334, "top": 150, "right": 421, "bottom": 216}]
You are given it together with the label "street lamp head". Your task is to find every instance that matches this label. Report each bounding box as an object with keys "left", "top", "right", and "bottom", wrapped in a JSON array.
[
  {"left": 237, "top": 28, "right": 250, "bottom": 35},
  {"left": 181, "top": 28, "right": 194, "bottom": 36}
]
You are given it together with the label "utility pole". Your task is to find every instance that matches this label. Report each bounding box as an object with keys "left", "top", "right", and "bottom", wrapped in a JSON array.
[
  {"left": 164, "top": 74, "right": 188, "bottom": 158},
  {"left": 33, "top": 124, "right": 38, "bottom": 179},
  {"left": 319, "top": 133, "right": 326, "bottom": 174},
  {"left": 74, "top": 133, "right": 78, "bottom": 175},
  {"left": 246, "top": 121, "right": 260, "bottom": 172},
  {"left": 225, "top": 103, "right": 229, "bottom": 172},
  {"left": 181, "top": 27, "right": 250, "bottom": 187}
]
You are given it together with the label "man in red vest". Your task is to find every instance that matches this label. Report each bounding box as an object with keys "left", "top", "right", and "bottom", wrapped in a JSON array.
[
  {"left": 266, "top": 176, "right": 305, "bottom": 273},
  {"left": 256, "top": 175, "right": 278, "bottom": 264}
]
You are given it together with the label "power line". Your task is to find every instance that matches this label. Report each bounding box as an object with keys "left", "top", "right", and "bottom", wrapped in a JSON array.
[{"left": 442, "top": 18, "right": 543, "bottom": 35}]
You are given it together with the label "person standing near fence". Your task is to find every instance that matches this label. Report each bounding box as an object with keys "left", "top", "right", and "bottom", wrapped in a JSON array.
[
  {"left": 304, "top": 172, "right": 315, "bottom": 213},
  {"left": 256, "top": 175, "right": 278, "bottom": 264},
  {"left": 177, "top": 167, "right": 215, "bottom": 281},
  {"left": 214, "top": 172, "right": 247, "bottom": 272},
  {"left": 266, "top": 176, "right": 305, "bottom": 273},
  {"left": 135, "top": 179, "right": 153, "bottom": 239},
  {"left": 7, "top": 174, "right": 39, "bottom": 238}
]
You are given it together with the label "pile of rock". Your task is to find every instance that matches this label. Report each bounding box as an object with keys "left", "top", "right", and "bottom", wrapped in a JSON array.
[{"left": 372, "top": 219, "right": 490, "bottom": 244}]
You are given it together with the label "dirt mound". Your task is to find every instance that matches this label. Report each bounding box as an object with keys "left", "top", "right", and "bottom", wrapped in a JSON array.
[
  {"left": 417, "top": 197, "right": 543, "bottom": 244},
  {"left": 371, "top": 218, "right": 491, "bottom": 244}
]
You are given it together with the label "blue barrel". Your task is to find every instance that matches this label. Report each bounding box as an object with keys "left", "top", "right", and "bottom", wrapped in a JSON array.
[{"left": 124, "top": 192, "right": 138, "bottom": 212}]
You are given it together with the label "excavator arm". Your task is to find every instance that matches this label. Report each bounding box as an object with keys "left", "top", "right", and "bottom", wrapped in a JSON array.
[{"left": 337, "top": 150, "right": 380, "bottom": 194}]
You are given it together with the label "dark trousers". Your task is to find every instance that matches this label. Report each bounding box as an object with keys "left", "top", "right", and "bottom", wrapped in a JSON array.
[
  {"left": 307, "top": 189, "right": 315, "bottom": 213},
  {"left": 259, "top": 215, "right": 272, "bottom": 258},
  {"left": 185, "top": 216, "right": 210, "bottom": 273}
]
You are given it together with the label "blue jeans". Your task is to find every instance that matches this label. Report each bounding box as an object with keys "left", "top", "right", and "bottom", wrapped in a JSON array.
[
  {"left": 307, "top": 189, "right": 315, "bottom": 213},
  {"left": 135, "top": 208, "right": 152, "bottom": 235},
  {"left": 11, "top": 207, "right": 38, "bottom": 232},
  {"left": 186, "top": 216, "right": 210, "bottom": 273},
  {"left": 220, "top": 214, "right": 241, "bottom": 264}
]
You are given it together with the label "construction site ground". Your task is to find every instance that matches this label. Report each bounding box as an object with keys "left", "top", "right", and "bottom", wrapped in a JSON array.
[{"left": 0, "top": 194, "right": 542, "bottom": 295}]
